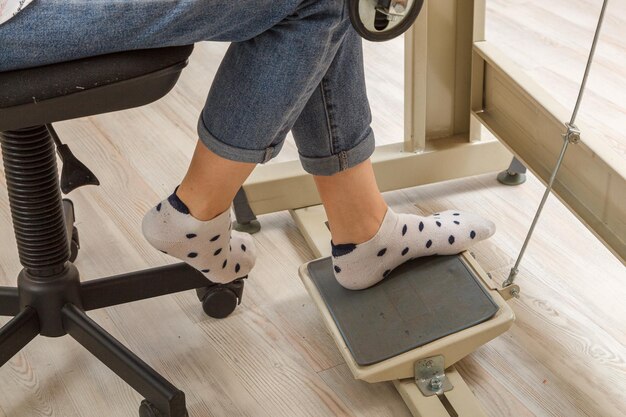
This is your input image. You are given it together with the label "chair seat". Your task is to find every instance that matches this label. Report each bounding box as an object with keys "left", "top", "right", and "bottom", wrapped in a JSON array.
[
  {"left": 0, "top": 45, "right": 194, "bottom": 108},
  {"left": 0, "top": 45, "right": 194, "bottom": 131}
]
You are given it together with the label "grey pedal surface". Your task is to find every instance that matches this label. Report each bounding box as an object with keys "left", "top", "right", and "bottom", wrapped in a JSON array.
[{"left": 307, "top": 255, "right": 499, "bottom": 366}]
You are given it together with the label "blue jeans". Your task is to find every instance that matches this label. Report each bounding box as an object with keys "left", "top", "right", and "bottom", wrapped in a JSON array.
[{"left": 0, "top": 0, "right": 375, "bottom": 176}]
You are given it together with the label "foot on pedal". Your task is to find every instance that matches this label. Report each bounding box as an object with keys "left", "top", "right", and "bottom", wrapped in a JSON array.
[{"left": 331, "top": 208, "right": 495, "bottom": 290}]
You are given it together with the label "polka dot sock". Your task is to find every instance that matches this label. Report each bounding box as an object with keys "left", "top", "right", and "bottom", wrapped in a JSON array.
[
  {"left": 141, "top": 189, "right": 256, "bottom": 284},
  {"left": 331, "top": 207, "right": 495, "bottom": 290}
]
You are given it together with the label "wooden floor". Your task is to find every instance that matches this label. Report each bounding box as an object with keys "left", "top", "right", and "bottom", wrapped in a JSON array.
[
  {"left": 1, "top": 1, "right": 625, "bottom": 416},
  {"left": 486, "top": 0, "right": 626, "bottom": 159}
]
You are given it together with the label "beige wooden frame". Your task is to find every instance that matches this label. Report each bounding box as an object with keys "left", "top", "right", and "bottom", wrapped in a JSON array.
[{"left": 472, "top": 42, "right": 625, "bottom": 264}]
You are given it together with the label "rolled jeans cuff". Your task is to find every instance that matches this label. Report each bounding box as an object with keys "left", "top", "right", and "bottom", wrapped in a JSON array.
[
  {"left": 298, "top": 127, "right": 375, "bottom": 176},
  {"left": 197, "top": 116, "right": 285, "bottom": 164}
]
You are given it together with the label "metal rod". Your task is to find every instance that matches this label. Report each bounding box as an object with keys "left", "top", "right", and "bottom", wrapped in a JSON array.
[
  {"left": 503, "top": 0, "right": 609, "bottom": 287},
  {"left": 570, "top": 0, "right": 610, "bottom": 125},
  {"left": 503, "top": 137, "right": 570, "bottom": 286}
]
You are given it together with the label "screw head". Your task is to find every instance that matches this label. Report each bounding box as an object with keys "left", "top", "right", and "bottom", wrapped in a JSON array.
[
  {"left": 568, "top": 131, "right": 580, "bottom": 143},
  {"left": 429, "top": 377, "right": 443, "bottom": 391},
  {"left": 564, "top": 123, "right": 581, "bottom": 143}
]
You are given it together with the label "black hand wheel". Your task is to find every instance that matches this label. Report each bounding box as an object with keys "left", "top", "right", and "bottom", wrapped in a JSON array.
[{"left": 196, "top": 278, "right": 245, "bottom": 319}]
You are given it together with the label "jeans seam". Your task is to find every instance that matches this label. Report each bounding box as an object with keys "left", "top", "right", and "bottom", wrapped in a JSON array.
[
  {"left": 198, "top": 116, "right": 285, "bottom": 164},
  {"left": 319, "top": 78, "right": 338, "bottom": 156},
  {"left": 339, "top": 150, "right": 348, "bottom": 170},
  {"left": 298, "top": 128, "right": 375, "bottom": 175}
]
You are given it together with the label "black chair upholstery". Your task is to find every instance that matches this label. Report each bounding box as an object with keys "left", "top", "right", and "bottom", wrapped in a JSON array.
[{"left": 0, "top": 45, "right": 194, "bottom": 130}]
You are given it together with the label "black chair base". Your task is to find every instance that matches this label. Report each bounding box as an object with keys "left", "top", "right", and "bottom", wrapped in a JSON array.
[
  {"left": 0, "top": 262, "right": 245, "bottom": 417},
  {"left": 0, "top": 124, "right": 245, "bottom": 417}
]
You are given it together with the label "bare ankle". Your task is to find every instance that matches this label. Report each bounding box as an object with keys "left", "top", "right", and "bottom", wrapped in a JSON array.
[
  {"left": 330, "top": 204, "right": 387, "bottom": 245},
  {"left": 175, "top": 186, "right": 230, "bottom": 221}
]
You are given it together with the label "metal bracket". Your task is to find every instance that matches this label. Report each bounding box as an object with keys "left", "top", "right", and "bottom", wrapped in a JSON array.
[
  {"left": 498, "top": 284, "right": 520, "bottom": 301},
  {"left": 563, "top": 122, "right": 581, "bottom": 144},
  {"left": 414, "top": 356, "right": 454, "bottom": 397}
]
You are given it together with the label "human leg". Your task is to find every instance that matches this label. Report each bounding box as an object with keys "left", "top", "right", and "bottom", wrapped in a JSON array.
[
  {"left": 289, "top": 26, "right": 495, "bottom": 290},
  {"left": 313, "top": 158, "right": 495, "bottom": 290},
  {"left": 314, "top": 159, "right": 388, "bottom": 245},
  {"left": 139, "top": 0, "right": 357, "bottom": 284},
  {"left": 140, "top": 145, "right": 258, "bottom": 285},
  {"left": 2, "top": 0, "right": 359, "bottom": 284},
  {"left": 0, "top": 0, "right": 304, "bottom": 71},
  {"left": 176, "top": 142, "right": 256, "bottom": 222}
]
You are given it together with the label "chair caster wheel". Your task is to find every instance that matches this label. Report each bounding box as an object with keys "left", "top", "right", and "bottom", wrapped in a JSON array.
[
  {"left": 139, "top": 401, "right": 161, "bottom": 417},
  {"left": 497, "top": 170, "right": 526, "bottom": 186},
  {"left": 63, "top": 199, "right": 80, "bottom": 262},
  {"left": 69, "top": 226, "right": 80, "bottom": 262},
  {"left": 139, "top": 400, "right": 189, "bottom": 417},
  {"left": 233, "top": 219, "right": 261, "bottom": 234},
  {"left": 196, "top": 279, "right": 245, "bottom": 319}
]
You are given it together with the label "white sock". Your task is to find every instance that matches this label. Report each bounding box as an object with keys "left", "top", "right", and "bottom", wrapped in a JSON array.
[
  {"left": 331, "top": 208, "right": 495, "bottom": 290},
  {"left": 141, "top": 189, "right": 256, "bottom": 284}
]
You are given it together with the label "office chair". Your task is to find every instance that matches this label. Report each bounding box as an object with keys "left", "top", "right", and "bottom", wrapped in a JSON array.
[{"left": 0, "top": 45, "right": 245, "bottom": 417}]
